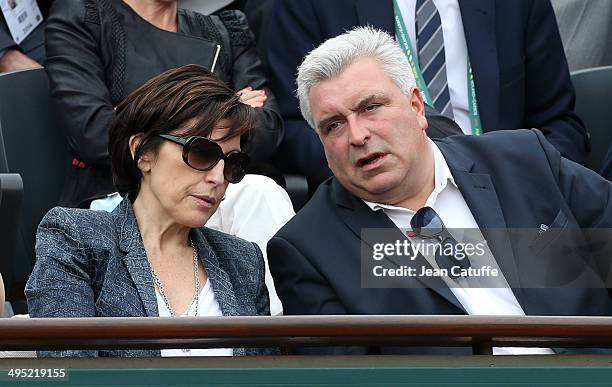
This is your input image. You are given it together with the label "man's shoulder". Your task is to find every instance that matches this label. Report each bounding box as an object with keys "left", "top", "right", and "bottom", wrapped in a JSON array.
[{"left": 435, "top": 129, "right": 551, "bottom": 160}]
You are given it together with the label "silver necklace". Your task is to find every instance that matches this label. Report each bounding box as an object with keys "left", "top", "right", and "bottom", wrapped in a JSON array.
[{"left": 149, "top": 239, "right": 200, "bottom": 318}]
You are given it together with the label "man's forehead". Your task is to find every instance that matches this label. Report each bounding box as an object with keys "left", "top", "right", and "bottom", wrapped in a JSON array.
[
  {"left": 310, "top": 59, "right": 394, "bottom": 100},
  {"left": 310, "top": 84, "right": 388, "bottom": 120}
]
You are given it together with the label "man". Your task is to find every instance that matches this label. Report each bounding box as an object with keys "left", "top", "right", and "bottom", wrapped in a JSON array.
[
  {"left": 267, "top": 27, "right": 612, "bottom": 355},
  {"left": 261, "top": 0, "right": 589, "bottom": 189},
  {"left": 0, "top": 0, "right": 51, "bottom": 73}
]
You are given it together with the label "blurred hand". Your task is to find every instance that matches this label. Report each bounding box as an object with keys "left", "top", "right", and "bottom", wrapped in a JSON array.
[
  {"left": 0, "top": 272, "right": 4, "bottom": 317},
  {"left": 0, "top": 48, "right": 42, "bottom": 73},
  {"left": 237, "top": 86, "right": 267, "bottom": 108}
]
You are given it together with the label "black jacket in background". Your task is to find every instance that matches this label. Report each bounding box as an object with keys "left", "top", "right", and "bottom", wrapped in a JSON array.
[{"left": 45, "top": 0, "right": 283, "bottom": 208}]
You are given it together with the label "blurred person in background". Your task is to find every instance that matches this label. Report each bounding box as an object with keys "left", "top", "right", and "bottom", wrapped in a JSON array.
[
  {"left": 26, "top": 65, "right": 276, "bottom": 357},
  {"left": 45, "top": 0, "right": 284, "bottom": 209},
  {"left": 260, "top": 0, "right": 588, "bottom": 190}
]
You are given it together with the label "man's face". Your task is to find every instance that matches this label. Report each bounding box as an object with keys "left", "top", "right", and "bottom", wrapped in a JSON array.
[{"left": 308, "top": 57, "right": 429, "bottom": 205}]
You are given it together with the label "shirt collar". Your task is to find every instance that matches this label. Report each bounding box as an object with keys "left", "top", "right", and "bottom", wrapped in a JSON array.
[{"left": 363, "top": 138, "right": 457, "bottom": 212}]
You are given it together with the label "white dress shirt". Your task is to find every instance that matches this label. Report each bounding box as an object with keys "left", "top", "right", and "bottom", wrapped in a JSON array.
[
  {"left": 396, "top": 0, "right": 472, "bottom": 134},
  {"left": 364, "top": 139, "right": 553, "bottom": 355}
]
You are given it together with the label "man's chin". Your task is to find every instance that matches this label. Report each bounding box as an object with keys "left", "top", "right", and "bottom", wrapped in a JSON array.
[{"left": 347, "top": 178, "right": 400, "bottom": 202}]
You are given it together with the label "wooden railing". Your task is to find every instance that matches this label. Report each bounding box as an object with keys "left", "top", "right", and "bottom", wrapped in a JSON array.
[{"left": 1, "top": 315, "right": 612, "bottom": 355}]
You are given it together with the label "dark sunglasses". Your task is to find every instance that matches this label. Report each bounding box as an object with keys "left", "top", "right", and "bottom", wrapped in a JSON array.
[
  {"left": 410, "top": 206, "right": 471, "bottom": 278},
  {"left": 158, "top": 134, "right": 249, "bottom": 183}
]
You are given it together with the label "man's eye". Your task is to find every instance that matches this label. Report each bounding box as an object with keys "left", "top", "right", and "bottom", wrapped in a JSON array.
[
  {"left": 364, "top": 104, "right": 380, "bottom": 112},
  {"left": 325, "top": 122, "right": 341, "bottom": 133}
]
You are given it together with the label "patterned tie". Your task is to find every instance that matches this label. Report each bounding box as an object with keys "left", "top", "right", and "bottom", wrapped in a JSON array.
[{"left": 416, "top": 0, "right": 453, "bottom": 118}]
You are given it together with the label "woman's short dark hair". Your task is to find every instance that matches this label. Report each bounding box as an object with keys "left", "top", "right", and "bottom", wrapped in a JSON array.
[{"left": 109, "top": 64, "right": 254, "bottom": 194}]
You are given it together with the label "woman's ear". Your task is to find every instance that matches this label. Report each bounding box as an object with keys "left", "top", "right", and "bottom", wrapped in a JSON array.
[{"left": 129, "top": 133, "right": 151, "bottom": 172}]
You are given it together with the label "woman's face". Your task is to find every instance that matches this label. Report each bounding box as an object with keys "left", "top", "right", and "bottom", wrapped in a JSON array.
[{"left": 136, "top": 125, "right": 240, "bottom": 228}]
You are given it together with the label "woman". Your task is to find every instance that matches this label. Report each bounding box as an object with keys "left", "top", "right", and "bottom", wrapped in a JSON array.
[
  {"left": 45, "top": 0, "right": 292, "bottom": 315},
  {"left": 26, "top": 65, "right": 274, "bottom": 357},
  {"left": 45, "top": 0, "right": 283, "bottom": 208}
]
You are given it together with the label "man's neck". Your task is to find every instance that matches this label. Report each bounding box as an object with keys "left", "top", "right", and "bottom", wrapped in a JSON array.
[
  {"left": 123, "top": 0, "right": 178, "bottom": 32},
  {"left": 393, "top": 177, "right": 435, "bottom": 211}
]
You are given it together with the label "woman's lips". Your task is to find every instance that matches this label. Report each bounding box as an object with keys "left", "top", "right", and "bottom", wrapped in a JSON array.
[{"left": 191, "top": 194, "right": 217, "bottom": 208}]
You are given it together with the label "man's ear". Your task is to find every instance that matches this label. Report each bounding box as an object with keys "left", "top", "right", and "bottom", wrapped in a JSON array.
[
  {"left": 128, "top": 133, "right": 151, "bottom": 172},
  {"left": 410, "top": 87, "right": 429, "bottom": 131}
]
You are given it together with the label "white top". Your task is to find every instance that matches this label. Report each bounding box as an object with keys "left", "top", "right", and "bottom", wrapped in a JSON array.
[
  {"left": 206, "top": 174, "right": 295, "bottom": 316},
  {"left": 364, "top": 139, "right": 553, "bottom": 355},
  {"left": 156, "top": 279, "right": 233, "bottom": 357},
  {"left": 396, "top": 0, "right": 472, "bottom": 134}
]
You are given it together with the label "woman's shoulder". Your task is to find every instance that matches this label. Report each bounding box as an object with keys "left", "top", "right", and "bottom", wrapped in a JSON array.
[
  {"left": 48, "top": 0, "right": 103, "bottom": 24},
  {"left": 199, "top": 226, "right": 259, "bottom": 258},
  {"left": 215, "top": 10, "right": 253, "bottom": 47},
  {"left": 180, "top": 8, "right": 253, "bottom": 46},
  {"left": 39, "top": 206, "right": 115, "bottom": 239}
]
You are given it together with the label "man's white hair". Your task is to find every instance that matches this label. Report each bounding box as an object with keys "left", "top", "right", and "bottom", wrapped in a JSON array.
[{"left": 296, "top": 26, "right": 417, "bottom": 132}]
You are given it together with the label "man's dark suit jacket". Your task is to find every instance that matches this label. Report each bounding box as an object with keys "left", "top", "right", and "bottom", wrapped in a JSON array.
[
  {"left": 263, "top": 0, "right": 589, "bottom": 189},
  {"left": 267, "top": 129, "right": 612, "bottom": 355}
]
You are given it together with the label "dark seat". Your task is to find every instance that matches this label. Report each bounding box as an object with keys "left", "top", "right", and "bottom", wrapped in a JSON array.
[
  {"left": 570, "top": 66, "right": 612, "bottom": 172},
  {"left": 0, "top": 173, "right": 23, "bottom": 299},
  {"left": 0, "top": 68, "right": 68, "bottom": 309},
  {"left": 283, "top": 173, "right": 309, "bottom": 212}
]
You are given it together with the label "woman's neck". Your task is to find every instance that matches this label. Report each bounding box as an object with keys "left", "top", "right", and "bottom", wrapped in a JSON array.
[
  {"left": 122, "top": 0, "right": 178, "bottom": 32},
  {"left": 132, "top": 190, "right": 191, "bottom": 258}
]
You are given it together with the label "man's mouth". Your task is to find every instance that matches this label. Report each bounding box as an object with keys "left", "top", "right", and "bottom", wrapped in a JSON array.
[{"left": 357, "top": 152, "right": 386, "bottom": 168}]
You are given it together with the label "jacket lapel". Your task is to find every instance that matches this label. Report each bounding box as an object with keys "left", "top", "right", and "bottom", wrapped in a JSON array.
[
  {"left": 459, "top": 0, "right": 499, "bottom": 132},
  {"left": 355, "top": 0, "right": 395, "bottom": 34},
  {"left": 437, "top": 142, "right": 525, "bottom": 304},
  {"left": 332, "top": 180, "right": 466, "bottom": 312},
  {"left": 115, "top": 200, "right": 159, "bottom": 317},
  {"left": 190, "top": 229, "right": 246, "bottom": 356}
]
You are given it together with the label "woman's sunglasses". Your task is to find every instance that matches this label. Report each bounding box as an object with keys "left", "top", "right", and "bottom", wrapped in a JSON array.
[{"left": 158, "top": 134, "right": 249, "bottom": 183}]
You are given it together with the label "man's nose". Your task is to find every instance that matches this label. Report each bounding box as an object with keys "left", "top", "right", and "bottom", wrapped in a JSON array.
[{"left": 347, "top": 118, "right": 371, "bottom": 146}]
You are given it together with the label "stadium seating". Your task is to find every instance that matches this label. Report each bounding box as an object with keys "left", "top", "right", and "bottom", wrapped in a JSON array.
[
  {"left": 0, "top": 173, "right": 22, "bottom": 300},
  {"left": 0, "top": 68, "right": 68, "bottom": 310},
  {"left": 570, "top": 66, "right": 612, "bottom": 172}
]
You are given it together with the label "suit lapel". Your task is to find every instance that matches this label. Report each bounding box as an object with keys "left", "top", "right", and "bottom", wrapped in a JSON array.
[
  {"left": 438, "top": 142, "right": 525, "bottom": 304},
  {"left": 115, "top": 200, "right": 158, "bottom": 317},
  {"left": 190, "top": 229, "right": 246, "bottom": 356},
  {"left": 459, "top": 0, "right": 499, "bottom": 132},
  {"left": 333, "top": 180, "right": 465, "bottom": 312},
  {"left": 355, "top": 0, "right": 395, "bottom": 34}
]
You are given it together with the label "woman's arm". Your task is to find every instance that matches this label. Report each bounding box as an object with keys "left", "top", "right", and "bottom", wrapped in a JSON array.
[
  {"left": 249, "top": 241, "right": 280, "bottom": 355},
  {"left": 25, "top": 207, "right": 98, "bottom": 357}
]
